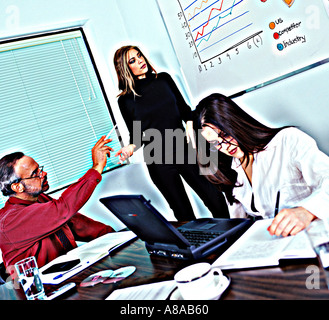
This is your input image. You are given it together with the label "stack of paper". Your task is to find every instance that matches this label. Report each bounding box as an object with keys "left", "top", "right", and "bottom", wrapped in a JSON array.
[
  {"left": 106, "top": 280, "right": 176, "bottom": 300},
  {"left": 212, "top": 219, "right": 316, "bottom": 270}
]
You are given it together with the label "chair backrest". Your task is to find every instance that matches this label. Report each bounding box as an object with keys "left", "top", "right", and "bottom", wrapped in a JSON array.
[{"left": 0, "top": 263, "right": 6, "bottom": 285}]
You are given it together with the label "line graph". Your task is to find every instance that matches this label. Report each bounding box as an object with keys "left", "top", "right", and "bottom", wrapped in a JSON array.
[
  {"left": 186, "top": 0, "right": 211, "bottom": 21},
  {"left": 178, "top": 0, "right": 263, "bottom": 63},
  {"left": 193, "top": 0, "right": 225, "bottom": 42}
]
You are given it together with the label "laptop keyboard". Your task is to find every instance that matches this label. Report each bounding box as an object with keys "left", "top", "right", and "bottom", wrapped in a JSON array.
[{"left": 178, "top": 229, "right": 224, "bottom": 247}]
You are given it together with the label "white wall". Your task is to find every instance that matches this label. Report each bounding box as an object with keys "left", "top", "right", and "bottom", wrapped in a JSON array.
[
  {"left": 1, "top": 0, "right": 327, "bottom": 231},
  {"left": 234, "top": 61, "right": 329, "bottom": 156}
]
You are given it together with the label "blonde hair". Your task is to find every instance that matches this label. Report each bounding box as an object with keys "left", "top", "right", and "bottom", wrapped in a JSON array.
[{"left": 113, "top": 45, "right": 157, "bottom": 97}]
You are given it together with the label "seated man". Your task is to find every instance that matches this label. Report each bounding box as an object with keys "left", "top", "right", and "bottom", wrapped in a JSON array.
[{"left": 0, "top": 136, "right": 114, "bottom": 275}]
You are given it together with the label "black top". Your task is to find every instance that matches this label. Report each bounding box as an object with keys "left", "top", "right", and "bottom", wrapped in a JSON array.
[{"left": 118, "top": 72, "right": 193, "bottom": 158}]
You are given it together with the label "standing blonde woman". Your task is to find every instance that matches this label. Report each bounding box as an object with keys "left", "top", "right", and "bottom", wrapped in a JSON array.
[{"left": 113, "top": 45, "right": 229, "bottom": 221}]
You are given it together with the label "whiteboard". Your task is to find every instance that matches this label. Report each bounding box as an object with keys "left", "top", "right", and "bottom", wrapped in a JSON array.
[{"left": 157, "top": 0, "right": 329, "bottom": 103}]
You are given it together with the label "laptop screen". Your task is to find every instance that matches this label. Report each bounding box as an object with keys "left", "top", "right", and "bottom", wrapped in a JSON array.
[{"left": 100, "top": 195, "right": 190, "bottom": 249}]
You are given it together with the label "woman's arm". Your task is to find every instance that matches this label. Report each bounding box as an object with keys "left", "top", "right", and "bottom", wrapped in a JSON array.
[{"left": 269, "top": 128, "right": 329, "bottom": 236}]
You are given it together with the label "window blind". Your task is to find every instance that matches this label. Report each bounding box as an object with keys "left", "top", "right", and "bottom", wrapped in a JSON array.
[{"left": 0, "top": 29, "right": 121, "bottom": 207}]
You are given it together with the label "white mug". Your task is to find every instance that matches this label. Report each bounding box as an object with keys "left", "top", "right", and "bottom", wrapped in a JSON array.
[{"left": 174, "top": 262, "right": 224, "bottom": 300}]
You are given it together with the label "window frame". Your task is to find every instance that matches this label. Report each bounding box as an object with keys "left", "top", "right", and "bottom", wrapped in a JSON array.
[{"left": 0, "top": 27, "right": 124, "bottom": 201}]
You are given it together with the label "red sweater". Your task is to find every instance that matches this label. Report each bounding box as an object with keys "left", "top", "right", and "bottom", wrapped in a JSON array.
[{"left": 0, "top": 169, "right": 113, "bottom": 271}]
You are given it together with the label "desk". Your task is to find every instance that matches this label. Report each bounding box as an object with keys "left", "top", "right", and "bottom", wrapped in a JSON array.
[{"left": 1, "top": 237, "right": 329, "bottom": 300}]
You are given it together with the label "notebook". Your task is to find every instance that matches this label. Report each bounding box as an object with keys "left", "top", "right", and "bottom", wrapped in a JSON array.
[{"left": 100, "top": 195, "right": 252, "bottom": 260}]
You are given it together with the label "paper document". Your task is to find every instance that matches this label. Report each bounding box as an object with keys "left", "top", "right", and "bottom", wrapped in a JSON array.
[
  {"left": 106, "top": 280, "right": 176, "bottom": 300},
  {"left": 280, "top": 230, "right": 316, "bottom": 259},
  {"left": 212, "top": 219, "right": 315, "bottom": 270},
  {"left": 40, "top": 231, "right": 136, "bottom": 284}
]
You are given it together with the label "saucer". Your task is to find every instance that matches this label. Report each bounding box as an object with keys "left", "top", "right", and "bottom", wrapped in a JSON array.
[{"left": 168, "top": 275, "right": 230, "bottom": 300}]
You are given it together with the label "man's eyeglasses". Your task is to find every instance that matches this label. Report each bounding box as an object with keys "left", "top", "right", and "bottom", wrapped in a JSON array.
[{"left": 19, "top": 166, "right": 44, "bottom": 181}]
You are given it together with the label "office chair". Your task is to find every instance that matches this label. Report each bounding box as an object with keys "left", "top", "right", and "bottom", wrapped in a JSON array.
[{"left": 0, "top": 263, "right": 7, "bottom": 285}]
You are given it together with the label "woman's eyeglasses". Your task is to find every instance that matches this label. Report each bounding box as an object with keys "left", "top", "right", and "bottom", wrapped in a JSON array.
[{"left": 209, "top": 134, "right": 235, "bottom": 152}]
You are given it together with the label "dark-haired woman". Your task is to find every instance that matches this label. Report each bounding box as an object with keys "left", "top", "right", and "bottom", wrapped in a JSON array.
[
  {"left": 113, "top": 46, "right": 229, "bottom": 221},
  {"left": 196, "top": 93, "right": 329, "bottom": 236}
]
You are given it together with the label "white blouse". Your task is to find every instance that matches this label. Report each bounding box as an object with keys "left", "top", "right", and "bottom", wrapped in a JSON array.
[{"left": 228, "top": 127, "right": 329, "bottom": 220}]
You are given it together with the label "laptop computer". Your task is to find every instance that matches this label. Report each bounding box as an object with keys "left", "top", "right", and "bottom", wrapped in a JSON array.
[{"left": 100, "top": 195, "right": 252, "bottom": 260}]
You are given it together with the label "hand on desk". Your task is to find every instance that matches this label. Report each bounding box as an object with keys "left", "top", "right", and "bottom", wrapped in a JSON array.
[{"left": 268, "top": 206, "right": 316, "bottom": 237}]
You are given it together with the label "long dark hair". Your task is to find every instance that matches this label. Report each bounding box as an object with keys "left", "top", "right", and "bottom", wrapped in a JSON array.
[{"left": 194, "top": 93, "right": 289, "bottom": 204}]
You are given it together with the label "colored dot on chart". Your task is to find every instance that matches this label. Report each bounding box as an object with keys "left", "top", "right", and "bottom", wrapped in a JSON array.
[
  {"left": 277, "top": 43, "right": 284, "bottom": 51},
  {"left": 273, "top": 32, "right": 280, "bottom": 40},
  {"left": 269, "top": 22, "right": 276, "bottom": 30}
]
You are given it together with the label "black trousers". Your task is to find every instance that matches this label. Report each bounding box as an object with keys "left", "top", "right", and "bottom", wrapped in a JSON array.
[{"left": 146, "top": 160, "right": 229, "bottom": 221}]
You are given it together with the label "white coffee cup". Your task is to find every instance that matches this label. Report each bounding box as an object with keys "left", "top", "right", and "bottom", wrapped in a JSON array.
[{"left": 174, "top": 262, "right": 224, "bottom": 300}]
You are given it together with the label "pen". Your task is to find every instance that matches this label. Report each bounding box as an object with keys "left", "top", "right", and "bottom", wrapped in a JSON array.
[
  {"left": 53, "top": 263, "right": 85, "bottom": 280},
  {"left": 274, "top": 190, "right": 280, "bottom": 217},
  {"left": 52, "top": 252, "right": 108, "bottom": 280},
  {"left": 105, "top": 124, "right": 118, "bottom": 140}
]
